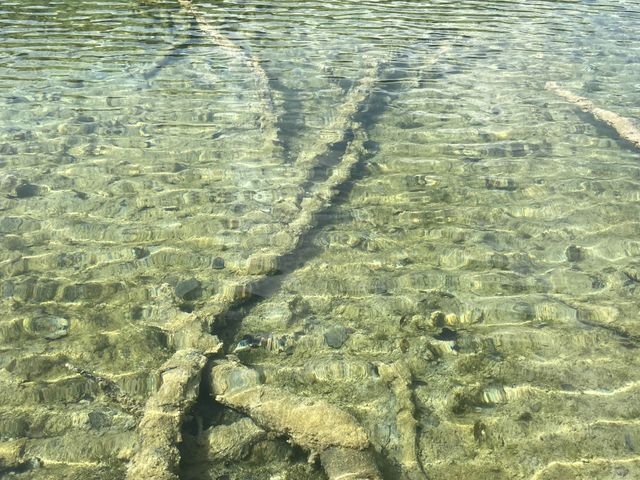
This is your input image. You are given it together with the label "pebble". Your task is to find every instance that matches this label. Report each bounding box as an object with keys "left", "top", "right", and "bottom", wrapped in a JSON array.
[
  {"left": 174, "top": 278, "right": 201, "bottom": 300},
  {"left": 212, "top": 257, "right": 225, "bottom": 269},
  {"left": 132, "top": 247, "right": 150, "bottom": 259},
  {"left": 614, "top": 465, "right": 629, "bottom": 477},
  {"left": 23, "top": 315, "right": 69, "bottom": 340},
  {"left": 565, "top": 245, "right": 583, "bottom": 262},
  {"left": 324, "top": 326, "right": 349, "bottom": 349},
  {"left": 2, "top": 235, "right": 25, "bottom": 251},
  {"left": 88, "top": 410, "right": 112, "bottom": 430},
  {"left": 15, "top": 183, "right": 40, "bottom": 198},
  {"left": 485, "top": 177, "right": 516, "bottom": 191}
]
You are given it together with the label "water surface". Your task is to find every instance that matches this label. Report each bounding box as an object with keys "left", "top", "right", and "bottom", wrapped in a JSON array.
[{"left": 1, "top": 1, "right": 640, "bottom": 479}]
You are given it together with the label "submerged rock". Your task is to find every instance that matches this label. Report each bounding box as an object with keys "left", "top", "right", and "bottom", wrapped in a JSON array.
[
  {"left": 1, "top": 234, "right": 25, "bottom": 251},
  {"left": 174, "top": 278, "right": 202, "bottom": 300},
  {"left": 301, "top": 357, "right": 378, "bottom": 384},
  {"left": 220, "top": 282, "right": 253, "bottom": 303},
  {"left": 233, "top": 333, "right": 300, "bottom": 354},
  {"left": 324, "top": 326, "right": 350, "bottom": 349},
  {"left": 246, "top": 254, "right": 279, "bottom": 275},
  {"left": 23, "top": 315, "right": 69, "bottom": 340},
  {"left": 0, "top": 440, "right": 26, "bottom": 470},
  {"left": 211, "top": 256, "right": 225, "bottom": 269},
  {"left": 88, "top": 410, "right": 113, "bottom": 430},
  {"left": 565, "top": 244, "right": 583, "bottom": 262},
  {"left": 132, "top": 246, "right": 150, "bottom": 259},
  {"left": 484, "top": 177, "right": 516, "bottom": 191},
  {"left": 0, "top": 143, "right": 17, "bottom": 155},
  {"left": 15, "top": 183, "right": 41, "bottom": 198}
]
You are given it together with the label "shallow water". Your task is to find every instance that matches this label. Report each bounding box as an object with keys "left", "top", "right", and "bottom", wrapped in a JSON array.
[{"left": 1, "top": 1, "right": 640, "bottom": 479}]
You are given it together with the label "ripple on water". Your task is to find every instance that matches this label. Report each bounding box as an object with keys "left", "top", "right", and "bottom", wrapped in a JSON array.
[{"left": 1, "top": 1, "right": 640, "bottom": 479}]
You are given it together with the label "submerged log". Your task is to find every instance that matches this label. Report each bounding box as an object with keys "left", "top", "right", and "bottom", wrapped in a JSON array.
[
  {"left": 320, "top": 446, "right": 382, "bottom": 480},
  {"left": 210, "top": 360, "right": 380, "bottom": 478},
  {"left": 546, "top": 81, "right": 640, "bottom": 150},
  {"left": 126, "top": 349, "right": 209, "bottom": 480},
  {"left": 178, "top": 0, "right": 279, "bottom": 143},
  {"left": 182, "top": 417, "right": 266, "bottom": 465},
  {"left": 210, "top": 360, "right": 370, "bottom": 452},
  {"left": 377, "top": 361, "right": 427, "bottom": 480}
]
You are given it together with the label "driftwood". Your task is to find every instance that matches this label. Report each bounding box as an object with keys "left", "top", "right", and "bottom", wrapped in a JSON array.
[{"left": 546, "top": 81, "right": 640, "bottom": 150}]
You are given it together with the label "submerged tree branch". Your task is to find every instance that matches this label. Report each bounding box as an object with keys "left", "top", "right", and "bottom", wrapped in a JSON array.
[
  {"left": 178, "top": 0, "right": 279, "bottom": 146},
  {"left": 546, "top": 81, "right": 640, "bottom": 150},
  {"left": 126, "top": 349, "right": 210, "bottom": 480}
]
